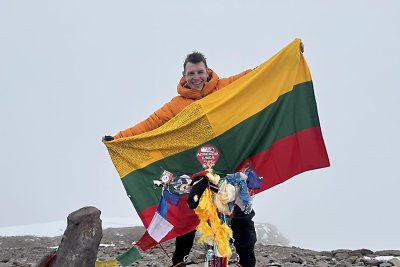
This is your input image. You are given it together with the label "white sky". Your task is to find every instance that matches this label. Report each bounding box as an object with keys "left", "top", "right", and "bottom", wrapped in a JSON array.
[{"left": 1, "top": 1, "right": 399, "bottom": 251}]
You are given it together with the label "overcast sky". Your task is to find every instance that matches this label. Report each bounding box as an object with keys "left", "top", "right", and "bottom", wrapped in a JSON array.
[{"left": 1, "top": 1, "right": 399, "bottom": 251}]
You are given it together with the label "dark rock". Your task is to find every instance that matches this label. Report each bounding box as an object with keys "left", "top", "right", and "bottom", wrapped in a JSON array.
[
  {"left": 316, "top": 261, "right": 330, "bottom": 267},
  {"left": 358, "top": 248, "right": 374, "bottom": 255},
  {"left": 375, "top": 250, "right": 400, "bottom": 257},
  {"left": 332, "top": 249, "right": 352, "bottom": 254},
  {"left": 334, "top": 252, "right": 350, "bottom": 261},
  {"left": 346, "top": 255, "right": 359, "bottom": 264},
  {"left": 360, "top": 257, "right": 381, "bottom": 266},
  {"left": 349, "top": 250, "right": 363, "bottom": 257},
  {"left": 283, "top": 263, "right": 302, "bottom": 267},
  {"left": 50, "top": 206, "right": 102, "bottom": 267},
  {"left": 315, "top": 255, "right": 333, "bottom": 262},
  {"left": 282, "top": 256, "right": 303, "bottom": 264},
  {"left": 319, "top": 251, "right": 333, "bottom": 257}
]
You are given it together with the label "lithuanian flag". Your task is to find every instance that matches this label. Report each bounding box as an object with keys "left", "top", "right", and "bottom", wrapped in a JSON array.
[{"left": 104, "top": 38, "right": 330, "bottom": 250}]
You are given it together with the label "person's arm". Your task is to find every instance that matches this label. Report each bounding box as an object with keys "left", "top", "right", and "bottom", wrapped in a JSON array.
[
  {"left": 113, "top": 104, "right": 173, "bottom": 139},
  {"left": 103, "top": 114, "right": 164, "bottom": 141},
  {"left": 113, "top": 97, "right": 187, "bottom": 139},
  {"left": 218, "top": 69, "right": 253, "bottom": 88}
]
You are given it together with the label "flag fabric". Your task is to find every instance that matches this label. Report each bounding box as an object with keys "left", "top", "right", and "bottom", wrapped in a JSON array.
[
  {"left": 116, "top": 246, "right": 142, "bottom": 267},
  {"left": 104, "top": 38, "right": 330, "bottom": 250},
  {"left": 147, "top": 211, "right": 174, "bottom": 242},
  {"left": 95, "top": 246, "right": 141, "bottom": 267},
  {"left": 95, "top": 259, "right": 118, "bottom": 267}
]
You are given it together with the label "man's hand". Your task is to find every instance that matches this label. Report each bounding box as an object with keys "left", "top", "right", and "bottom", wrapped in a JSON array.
[
  {"left": 102, "top": 135, "right": 114, "bottom": 142},
  {"left": 300, "top": 42, "right": 305, "bottom": 53}
]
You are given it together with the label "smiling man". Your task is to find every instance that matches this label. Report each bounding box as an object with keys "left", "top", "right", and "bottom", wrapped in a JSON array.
[
  {"left": 183, "top": 60, "right": 208, "bottom": 90},
  {"left": 104, "top": 44, "right": 305, "bottom": 266},
  {"left": 104, "top": 52, "right": 255, "bottom": 267}
]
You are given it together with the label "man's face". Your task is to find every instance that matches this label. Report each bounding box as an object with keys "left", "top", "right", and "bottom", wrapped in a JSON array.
[{"left": 183, "top": 62, "right": 208, "bottom": 91}]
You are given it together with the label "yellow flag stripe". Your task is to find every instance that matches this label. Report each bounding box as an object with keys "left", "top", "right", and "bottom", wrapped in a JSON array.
[
  {"left": 105, "top": 39, "right": 309, "bottom": 178},
  {"left": 201, "top": 39, "right": 311, "bottom": 136},
  {"left": 95, "top": 259, "right": 118, "bottom": 267}
]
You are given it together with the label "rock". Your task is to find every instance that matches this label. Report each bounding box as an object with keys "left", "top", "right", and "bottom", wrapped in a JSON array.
[
  {"left": 379, "top": 262, "right": 393, "bottom": 267},
  {"left": 316, "top": 260, "right": 330, "bottom": 267},
  {"left": 50, "top": 206, "right": 102, "bottom": 267},
  {"left": 375, "top": 250, "right": 400, "bottom": 257},
  {"left": 358, "top": 248, "right": 374, "bottom": 255},
  {"left": 319, "top": 251, "right": 333, "bottom": 257},
  {"left": 282, "top": 256, "right": 303, "bottom": 264},
  {"left": 283, "top": 263, "right": 302, "bottom": 267},
  {"left": 346, "top": 255, "right": 359, "bottom": 264},
  {"left": 360, "top": 257, "right": 381, "bottom": 266},
  {"left": 349, "top": 250, "right": 363, "bottom": 257},
  {"left": 389, "top": 258, "right": 400, "bottom": 266},
  {"left": 266, "top": 263, "right": 282, "bottom": 267},
  {"left": 189, "top": 248, "right": 206, "bottom": 263},
  {"left": 332, "top": 249, "right": 352, "bottom": 254},
  {"left": 334, "top": 252, "right": 350, "bottom": 261}
]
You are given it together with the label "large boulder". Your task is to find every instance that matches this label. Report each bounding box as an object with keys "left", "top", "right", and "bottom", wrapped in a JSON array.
[{"left": 50, "top": 206, "right": 102, "bottom": 267}]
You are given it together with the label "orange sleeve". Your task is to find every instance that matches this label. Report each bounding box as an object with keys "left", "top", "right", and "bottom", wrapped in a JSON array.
[
  {"left": 114, "top": 97, "right": 187, "bottom": 139},
  {"left": 218, "top": 69, "right": 252, "bottom": 88}
]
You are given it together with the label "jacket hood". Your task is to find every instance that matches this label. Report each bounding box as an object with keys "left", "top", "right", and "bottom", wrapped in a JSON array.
[{"left": 177, "top": 69, "right": 220, "bottom": 100}]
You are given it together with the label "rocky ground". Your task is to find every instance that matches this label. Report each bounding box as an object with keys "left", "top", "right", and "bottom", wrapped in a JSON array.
[{"left": 1, "top": 226, "right": 399, "bottom": 267}]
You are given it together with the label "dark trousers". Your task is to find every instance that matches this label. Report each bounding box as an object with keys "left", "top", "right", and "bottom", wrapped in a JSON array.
[
  {"left": 231, "top": 207, "right": 257, "bottom": 267},
  {"left": 172, "top": 230, "right": 196, "bottom": 265},
  {"left": 172, "top": 207, "right": 256, "bottom": 266}
]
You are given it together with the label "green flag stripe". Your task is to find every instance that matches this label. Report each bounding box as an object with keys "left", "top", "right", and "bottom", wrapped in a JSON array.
[{"left": 122, "top": 81, "right": 319, "bottom": 212}]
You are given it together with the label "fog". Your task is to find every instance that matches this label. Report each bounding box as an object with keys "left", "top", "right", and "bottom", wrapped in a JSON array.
[{"left": 1, "top": 1, "right": 399, "bottom": 251}]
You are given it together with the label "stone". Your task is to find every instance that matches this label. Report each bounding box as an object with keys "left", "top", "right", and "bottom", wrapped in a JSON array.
[
  {"left": 360, "top": 257, "right": 381, "bottom": 266},
  {"left": 375, "top": 250, "right": 400, "bottom": 257},
  {"left": 50, "top": 206, "right": 102, "bottom": 267},
  {"left": 282, "top": 256, "right": 303, "bottom": 264},
  {"left": 283, "top": 263, "right": 302, "bottom": 267},
  {"left": 379, "top": 263, "right": 393, "bottom": 267},
  {"left": 389, "top": 258, "right": 400, "bottom": 266},
  {"left": 316, "top": 260, "right": 330, "bottom": 267},
  {"left": 319, "top": 251, "right": 333, "bottom": 257},
  {"left": 346, "top": 255, "right": 359, "bottom": 264},
  {"left": 334, "top": 252, "right": 350, "bottom": 261},
  {"left": 189, "top": 249, "right": 206, "bottom": 263},
  {"left": 349, "top": 250, "right": 363, "bottom": 257},
  {"left": 332, "top": 249, "right": 352, "bottom": 254},
  {"left": 359, "top": 248, "right": 374, "bottom": 255},
  {"left": 266, "top": 263, "right": 282, "bottom": 266}
]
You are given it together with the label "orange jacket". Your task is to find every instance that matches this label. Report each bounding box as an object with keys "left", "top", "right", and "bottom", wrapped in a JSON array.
[{"left": 114, "top": 68, "right": 251, "bottom": 139}]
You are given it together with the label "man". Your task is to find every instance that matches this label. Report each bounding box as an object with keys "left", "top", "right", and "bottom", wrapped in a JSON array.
[
  {"left": 104, "top": 52, "right": 255, "bottom": 266},
  {"left": 104, "top": 45, "right": 304, "bottom": 266}
]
